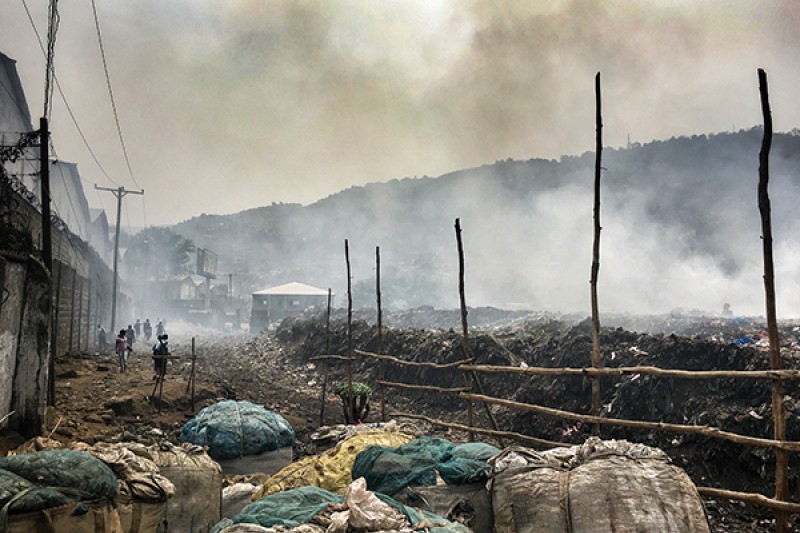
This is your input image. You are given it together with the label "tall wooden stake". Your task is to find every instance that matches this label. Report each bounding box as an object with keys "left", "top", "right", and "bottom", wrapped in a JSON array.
[
  {"left": 377, "top": 246, "right": 386, "bottom": 422},
  {"left": 455, "top": 219, "right": 475, "bottom": 440},
  {"left": 188, "top": 337, "right": 196, "bottom": 412},
  {"left": 757, "top": 68, "right": 788, "bottom": 533},
  {"left": 319, "top": 288, "right": 332, "bottom": 426},
  {"left": 345, "top": 240, "right": 354, "bottom": 424},
  {"left": 455, "top": 219, "right": 503, "bottom": 445},
  {"left": 590, "top": 72, "right": 604, "bottom": 433}
]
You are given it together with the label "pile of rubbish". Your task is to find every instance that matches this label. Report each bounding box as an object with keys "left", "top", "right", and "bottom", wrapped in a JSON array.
[
  {"left": 211, "top": 429, "right": 711, "bottom": 533},
  {"left": 274, "top": 313, "right": 800, "bottom": 503}
]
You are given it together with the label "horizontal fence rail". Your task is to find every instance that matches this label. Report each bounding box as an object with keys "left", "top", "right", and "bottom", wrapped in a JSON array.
[
  {"left": 461, "top": 364, "right": 800, "bottom": 380},
  {"left": 355, "top": 349, "right": 473, "bottom": 368},
  {"left": 324, "top": 343, "right": 800, "bottom": 516},
  {"left": 460, "top": 391, "right": 800, "bottom": 452}
]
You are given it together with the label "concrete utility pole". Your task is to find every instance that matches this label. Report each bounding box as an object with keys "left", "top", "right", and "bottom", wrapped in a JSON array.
[{"left": 95, "top": 185, "right": 143, "bottom": 334}]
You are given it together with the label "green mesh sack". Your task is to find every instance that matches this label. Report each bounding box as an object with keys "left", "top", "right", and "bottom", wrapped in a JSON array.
[
  {"left": 374, "top": 491, "right": 475, "bottom": 533},
  {"left": 0, "top": 450, "right": 118, "bottom": 502},
  {"left": 211, "top": 486, "right": 343, "bottom": 531},
  {"left": 438, "top": 442, "right": 500, "bottom": 485},
  {"left": 352, "top": 437, "right": 499, "bottom": 495},
  {"left": 0, "top": 468, "right": 33, "bottom": 508},
  {"left": 210, "top": 485, "right": 471, "bottom": 533},
  {"left": 180, "top": 400, "right": 296, "bottom": 460}
]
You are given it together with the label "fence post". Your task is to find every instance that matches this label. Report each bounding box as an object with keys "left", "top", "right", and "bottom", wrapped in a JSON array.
[
  {"left": 756, "top": 68, "right": 788, "bottom": 533},
  {"left": 590, "top": 72, "right": 604, "bottom": 434},
  {"left": 319, "top": 288, "right": 332, "bottom": 426},
  {"left": 345, "top": 240, "right": 354, "bottom": 424},
  {"left": 376, "top": 246, "right": 386, "bottom": 422}
]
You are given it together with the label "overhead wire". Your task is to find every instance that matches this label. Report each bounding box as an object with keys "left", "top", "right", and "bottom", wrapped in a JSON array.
[
  {"left": 18, "top": 0, "right": 112, "bottom": 264},
  {"left": 90, "top": 0, "right": 142, "bottom": 191},
  {"left": 21, "top": 0, "right": 120, "bottom": 187}
]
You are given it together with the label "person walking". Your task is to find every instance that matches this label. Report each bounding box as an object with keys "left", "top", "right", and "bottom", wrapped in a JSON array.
[
  {"left": 97, "top": 325, "right": 108, "bottom": 353},
  {"left": 115, "top": 329, "right": 130, "bottom": 372},
  {"left": 134, "top": 318, "right": 142, "bottom": 337},
  {"left": 126, "top": 324, "right": 136, "bottom": 351},
  {"left": 152, "top": 334, "right": 170, "bottom": 382},
  {"left": 156, "top": 320, "right": 165, "bottom": 337},
  {"left": 143, "top": 318, "right": 153, "bottom": 341}
]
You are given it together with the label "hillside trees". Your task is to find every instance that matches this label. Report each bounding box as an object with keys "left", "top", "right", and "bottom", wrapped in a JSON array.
[{"left": 124, "top": 227, "right": 196, "bottom": 280}]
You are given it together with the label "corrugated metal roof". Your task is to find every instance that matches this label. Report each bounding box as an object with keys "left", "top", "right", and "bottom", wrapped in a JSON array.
[{"left": 252, "top": 282, "right": 330, "bottom": 296}]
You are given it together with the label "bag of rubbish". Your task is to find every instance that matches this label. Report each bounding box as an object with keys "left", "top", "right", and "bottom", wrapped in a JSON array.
[
  {"left": 490, "top": 437, "right": 711, "bottom": 533},
  {"left": 223, "top": 483, "right": 259, "bottom": 519},
  {"left": 0, "top": 449, "right": 118, "bottom": 503},
  {"left": 220, "top": 486, "right": 343, "bottom": 530},
  {"left": 5, "top": 499, "right": 123, "bottom": 533},
  {"left": 0, "top": 450, "right": 122, "bottom": 532},
  {"left": 352, "top": 437, "right": 499, "bottom": 496},
  {"left": 180, "top": 400, "right": 295, "bottom": 460},
  {"left": 253, "top": 429, "right": 412, "bottom": 499},
  {"left": 148, "top": 442, "right": 222, "bottom": 533},
  {"left": 212, "top": 480, "right": 471, "bottom": 533}
]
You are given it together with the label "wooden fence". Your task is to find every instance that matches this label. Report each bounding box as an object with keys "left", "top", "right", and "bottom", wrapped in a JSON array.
[{"left": 327, "top": 345, "right": 800, "bottom": 516}]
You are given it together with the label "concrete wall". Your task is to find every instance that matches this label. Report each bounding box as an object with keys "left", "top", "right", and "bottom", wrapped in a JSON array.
[{"left": 0, "top": 185, "right": 117, "bottom": 437}]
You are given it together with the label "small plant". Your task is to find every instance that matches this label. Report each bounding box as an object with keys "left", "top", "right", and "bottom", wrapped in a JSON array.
[{"left": 335, "top": 381, "right": 372, "bottom": 424}]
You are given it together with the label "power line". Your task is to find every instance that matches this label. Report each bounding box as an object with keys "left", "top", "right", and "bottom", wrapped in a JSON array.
[
  {"left": 90, "top": 0, "right": 141, "bottom": 190},
  {"left": 21, "top": 0, "right": 120, "bottom": 187}
]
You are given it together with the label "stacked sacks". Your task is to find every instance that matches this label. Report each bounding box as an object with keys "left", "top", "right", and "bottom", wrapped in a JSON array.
[
  {"left": 72, "top": 442, "right": 176, "bottom": 533},
  {"left": 180, "top": 400, "right": 295, "bottom": 460},
  {"left": 0, "top": 449, "right": 122, "bottom": 532},
  {"left": 12, "top": 436, "right": 175, "bottom": 533},
  {"left": 252, "top": 430, "right": 413, "bottom": 499}
]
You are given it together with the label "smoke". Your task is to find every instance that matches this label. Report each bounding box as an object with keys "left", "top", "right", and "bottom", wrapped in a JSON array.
[{"left": 2, "top": 0, "right": 800, "bottom": 228}]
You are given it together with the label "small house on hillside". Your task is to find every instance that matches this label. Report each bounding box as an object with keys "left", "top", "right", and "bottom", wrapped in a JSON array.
[{"left": 250, "top": 282, "right": 331, "bottom": 332}]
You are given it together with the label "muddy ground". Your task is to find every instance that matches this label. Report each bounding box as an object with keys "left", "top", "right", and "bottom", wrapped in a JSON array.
[{"left": 17, "top": 310, "right": 800, "bottom": 532}]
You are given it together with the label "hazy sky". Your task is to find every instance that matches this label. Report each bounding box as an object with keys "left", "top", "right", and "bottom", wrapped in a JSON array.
[{"left": 2, "top": 0, "right": 799, "bottom": 228}]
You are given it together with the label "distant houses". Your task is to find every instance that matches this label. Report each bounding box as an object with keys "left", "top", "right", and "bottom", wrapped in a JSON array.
[{"left": 250, "top": 282, "right": 331, "bottom": 332}]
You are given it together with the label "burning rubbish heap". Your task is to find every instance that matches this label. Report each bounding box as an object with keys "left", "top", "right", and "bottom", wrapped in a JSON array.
[{"left": 1, "top": 311, "right": 797, "bottom": 531}]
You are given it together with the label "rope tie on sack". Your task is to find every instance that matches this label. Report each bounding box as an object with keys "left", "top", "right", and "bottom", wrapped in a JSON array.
[{"left": 235, "top": 402, "right": 244, "bottom": 459}]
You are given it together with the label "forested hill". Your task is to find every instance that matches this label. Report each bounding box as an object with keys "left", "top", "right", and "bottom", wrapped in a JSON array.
[{"left": 173, "top": 129, "right": 800, "bottom": 316}]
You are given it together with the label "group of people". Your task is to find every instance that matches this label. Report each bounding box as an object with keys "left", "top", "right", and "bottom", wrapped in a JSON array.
[
  {"left": 97, "top": 319, "right": 165, "bottom": 352},
  {"left": 98, "top": 318, "right": 170, "bottom": 378}
]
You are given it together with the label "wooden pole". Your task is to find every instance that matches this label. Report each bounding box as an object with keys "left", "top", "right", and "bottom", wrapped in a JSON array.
[
  {"left": 590, "top": 71, "right": 604, "bottom": 433},
  {"left": 76, "top": 276, "right": 84, "bottom": 353},
  {"left": 85, "top": 278, "right": 92, "bottom": 353},
  {"left": 95, "top": 185, "right": 143, "bottom": 334},
  {"left": 455, "top": 219, "right": 475, "bottom": 441},
  {"left": 188, "top": 337, "right": 196, "bottom": 411},
  {"left": 376, "top": 245, "right": 386, "bottom": 422},
  {"left": 757, "top": 68, "right": 789, "bottom": 533},
  {"left": 345, "top": 240, "right": 354, "bottom": 424},
  {"left": 455, "top": 219, "right": 503, "bottom": 444},
  {"left": 40, "top": 117, "right": 56, "bottom": 406},
  {"left": 319, "top": 288, "right": 332, "bottom": 426},
  {"left": 68, "top": 267, "right": 77, "bottom": 352},
  {"left": 110, "top": 188, "right": 123, "bottom": 334}
]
